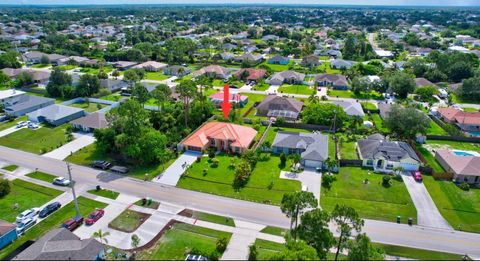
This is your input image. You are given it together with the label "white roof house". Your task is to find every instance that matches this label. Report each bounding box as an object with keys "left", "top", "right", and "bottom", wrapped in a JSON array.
[{"left": 0, "top": 89, "right": 26, "bottom": 104}]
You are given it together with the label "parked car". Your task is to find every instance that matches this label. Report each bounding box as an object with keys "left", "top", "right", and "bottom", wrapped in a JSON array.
[
  {"left": 85, "top": 209, "right": 105, "bottom": 225},
  {"left": 62, "top": 217, "right": 84, "bottom": 231},
  {"left": 16, "top": 121, "right": 28, "bottom": 128},
  {"left": 92, "top": 160, "right": 112, "bottom": 170},
  {"left": 28, "top": 122, "right": 40, "bottom": 129},
  {"left": 185, "top": 254, "right": 208, "bottom": 261},
  {"left": 16, "top": 218, "right": 37, "bottom": 234},
  {"left": 39, "top": 202, "right": 62, "bottom": 218},
  {"left": 412, "top": 171, "right": 423, "bottom": 182},
  {"left": 110, "top": 165, "right": 129, "bottom": 174},
  {"left": 53, "top": 177, "right": 71, "bottom": 186},
  {"left": 16, "top": 208, "right": 40, "bottom": 224}
]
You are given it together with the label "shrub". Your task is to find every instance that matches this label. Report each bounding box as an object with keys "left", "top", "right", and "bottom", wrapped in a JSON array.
[
  {"left": 211, "top": 158, "right": 219, "bottom": 167},
  {"left": 196, "top": 156, "right": 202, "bottom": 163},
  {"left": 216, "top": 237, "right": 228, "bottom": 253},
  {"left": 322, "top": 174, "right": 336, "bottom": 189},
  {"left": 280, "top": 153, "right": 287, "bottom": 165},
  {"left": 0, "top": 178, "right": 11, "bottom": 197},
  {"left": 208, "top": 149, "right": 216, "bottom": 159},
  {"left": 459, "top": 182, "right": 470, "bottom": 191},
  {"left": 248, "top": 244, "right": 258, "bottom": 261},
  {"left": 382, "top": 175, "right": 391, "bottom": 187}
]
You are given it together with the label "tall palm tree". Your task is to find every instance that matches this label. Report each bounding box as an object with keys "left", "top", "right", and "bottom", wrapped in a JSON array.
[{"left": 93, "top": 229, "right": 110, "bottom": 245}]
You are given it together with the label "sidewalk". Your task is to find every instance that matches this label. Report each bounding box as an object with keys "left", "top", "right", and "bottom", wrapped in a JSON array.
[
  {"left": 43, "top": 133, "right": 95, "bottom": 160},
  {"left": 0, "top": 126, "right": 25, "bottom": 138}
]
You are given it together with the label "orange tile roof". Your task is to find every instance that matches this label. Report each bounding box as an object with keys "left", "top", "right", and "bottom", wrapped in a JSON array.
[
  {"left": 438, "top": 107, "right": 480, "bottom": 125},
  {"left": 182, "top": 122, "right": 257, "bottom": 149}
]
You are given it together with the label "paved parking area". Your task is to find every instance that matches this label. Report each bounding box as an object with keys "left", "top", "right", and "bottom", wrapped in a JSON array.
[
  {"left": 401, "top": 172, "right": 452, "bottom": 230},
  {"left": 43, "top": 133, "right": 95, "bottom": 160},
  {"left": 153, "top": 151, "right": 201, "bottom": 186}
]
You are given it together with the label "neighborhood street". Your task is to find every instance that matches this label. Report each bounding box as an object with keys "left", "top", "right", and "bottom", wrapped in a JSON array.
[{"left": 0, "top": 144, "right": 479, "bottom": 256}]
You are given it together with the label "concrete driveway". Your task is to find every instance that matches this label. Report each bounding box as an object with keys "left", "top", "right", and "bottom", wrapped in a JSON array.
[
  {"left": 154, "top": 151, "right": 201, "bottom": 186},
  {"left": 0, "top": 126, "right": 25, "bottom": 138},
  {"left": 280, "top": 169, "right": 321, "bottom": 205},
  {"left": 401, "top": 172, "right": 452, "bottom": 230},
  {"left": 43, "top": 133, "right": 95, "bottom": 160}
]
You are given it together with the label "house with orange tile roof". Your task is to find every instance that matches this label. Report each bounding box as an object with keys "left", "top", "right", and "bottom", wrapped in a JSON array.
[
  {"left": 178, "top": 122, "right": 257, "bottom": 153},
  {"left": 234, "top": 68, "right": 267, "bottom": 83},
  {"left": 437, "top": 107, "right": 480, "bottom": 132}
]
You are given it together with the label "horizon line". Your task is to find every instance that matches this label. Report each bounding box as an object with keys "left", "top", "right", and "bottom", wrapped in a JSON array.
[{"left": 1, "top": 3, "right": 480, "bottom": 7}]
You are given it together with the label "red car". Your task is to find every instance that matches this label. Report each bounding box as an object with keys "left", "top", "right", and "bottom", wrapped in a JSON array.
[
  {"left": 86, "top": 209, "right": 105, "bottom": 225},
  {"left": 412, "top": 171, "right": 423, "bottom": 182},
  {"left": 62, "top": 217, "right": 84, "bottom": 231}
]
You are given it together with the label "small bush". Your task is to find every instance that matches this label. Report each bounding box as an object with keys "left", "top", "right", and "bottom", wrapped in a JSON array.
[
  {"left": 279, "top": 153, "right": 287, "bottom": 165},
  {"left": 459, "top": 182, "right": 470, "bottom": 191},
  {"left": 196, "top": 156, "right": 202, "bottom": 163},
  {"left": 210, "top": 158, "right": 219, "bottom": 168},
  {"left": 322, "top": 174, "right": 336, "bottom": 189},
  {"left": 216, "top": 237, "right": 228, "bottom": 253},
  {"left": 208, "top": 150, "right": 216, "bottom": 159},
  {"left": 382, "top": 175, "right": 391, "bottom": 187},
  {"left": 248, "top": 244, "right": 258, "bottom": 261},
  {"left": 0, "top": 178, "right": 11, "bottom": 197}
]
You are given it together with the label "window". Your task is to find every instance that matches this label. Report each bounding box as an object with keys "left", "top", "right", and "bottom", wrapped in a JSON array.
[
  {"left": 210, "top": 139, "right": 215, "bottom": 146},
  {"left": 386, "top": 164, "right": 394, "bottom": 170},
  {"left": 366, "top": 160, "right": 373, "bottom": 166}
]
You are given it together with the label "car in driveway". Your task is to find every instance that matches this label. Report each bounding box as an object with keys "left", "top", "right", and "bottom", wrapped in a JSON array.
[
  {"left": 28, "top": 122, "right": 40, "bottom": 129},
  {"left": 16, "top": 208, "right": 40, "bottom": 224},
  {"left": 62, "top": 217, "right": 84, "bottom": 231},
  {"left": 16, "top": 218, "right": 36, "bottom": 234},
  {"left": 16, "top": 121, "right": 29, "bottom": 128},
  {"left": 52, "top": 177, "right": 71, "bottom": 186},
  {"left": 85, "top": 209, "right": 105, "bottom": 225},
  {"left": 39, "top": 202, "right": 62, "bottom": 218},
  {"left": 92, "top": 160, "right": 112, "bottom": 170},
  {"left": 412, "top": 171, "right": 423, "bottom": 182}
]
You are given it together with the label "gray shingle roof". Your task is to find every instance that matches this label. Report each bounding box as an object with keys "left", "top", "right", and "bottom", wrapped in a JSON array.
[
  {"left": 27, "top": 104, "right": 84, "bottom": 121},
  {"left": 5, "top": 95, "right": 54, "bottom": 112},
  {"left": 256, "top": 96, "right": 304, "bottom": 118},
  {"left": 332, "top": 100, "right": 365, "bottom": 117},
  {"left": 273, "top": 131, "right": 328, "bottom": 161},
  {"left": 357, "top": 134, "right": 420, "bottom": 163},
  {"left": 14, "top": 228, "right": 103, "bottom": 260}
]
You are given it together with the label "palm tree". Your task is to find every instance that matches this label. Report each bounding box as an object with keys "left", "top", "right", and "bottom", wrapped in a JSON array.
[
  {"left": 177, "top": 80, "right": 198, "bottom": 127},
  {"left": 289, "top": 153, "right": 301, "bottom": 168},
  {"left": 93, "top": 229, "right": 110, "bottom": 245},
  {"left": 152, "top": 84, "right": 171, "bottom": 111},
  {"left": 131, "top": 234, "right": 140, "bottom": 249},
  {"left": 324, "top": 158, "right": 338, "bottom": 173},
  {"left": 308, "top": 93, "right": 319, "bottom": 104}
]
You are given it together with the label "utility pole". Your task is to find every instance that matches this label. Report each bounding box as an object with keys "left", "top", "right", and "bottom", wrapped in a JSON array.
[{"left": 66, "top": 162, "right": 81, "bottom": 219}]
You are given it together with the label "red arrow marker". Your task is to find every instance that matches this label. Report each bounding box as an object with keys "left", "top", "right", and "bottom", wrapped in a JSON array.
[{"left": 221, "top": 84, "right": 231, "bottom": 120}]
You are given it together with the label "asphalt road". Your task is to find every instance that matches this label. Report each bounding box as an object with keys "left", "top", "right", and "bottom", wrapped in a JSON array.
[{"left": 1, "top": 145, "right": 479, "bottom": 257}]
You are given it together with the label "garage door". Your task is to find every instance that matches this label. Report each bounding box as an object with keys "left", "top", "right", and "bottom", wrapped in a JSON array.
[
  {"left": 187, "top": 146, "right": 202, "bottom": 152},
  {"left": 400, "top": 163, "right": 419, "bottom": 171},
  {"left": 304, "top": 160, "right": 322, "bottom": 168}
]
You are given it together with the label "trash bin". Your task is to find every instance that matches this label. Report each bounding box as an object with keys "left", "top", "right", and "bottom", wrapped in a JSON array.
[
  {"left": 396, "top": 216, "right": 401, "bottom": 224},
  {"left": 408, "top": 217, "right": 413, "bottom": 226},
  {"left": 96, "top": 185, "right": 101, "bottom": 191}
]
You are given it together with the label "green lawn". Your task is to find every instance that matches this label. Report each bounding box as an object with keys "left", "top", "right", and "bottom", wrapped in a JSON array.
[
  {"left": 239, "top": 93, "right": 267, "bottom": 117},
  {"left": 339, "top": 139, "right": 358, "bottom": 159},
  {"left": 56, "top": 65, "right": 77, "bottom": 71},
  {"left": 278, "top": 84, "right": 315, "bottom": 95},
  {"left": 191, "top": 210, "right": 236, "bottom": 227},
  {"left": 321, "top": 167, "right": 417, "bottom": 223},
  {"left": 0, "top": 124, "right": 70, "bottom": 154},
  {"left": 138, "top": 223, "right": 231, "bottom": 260},
  {"left": 360, "top": 102, "right": 377, "bottom": 110},
  {"left": 328, "top": 90, "right": 383, "bottom": 100},
  {"left": 427, "top": 121, "right": 448, "bottom": 135},
  {"left": 374, "top": 243, "right": 465, "bottom": 260},
  {"left": 98, "top": 92, "right": 123, "bottom": 102},
  {"left": 79, "top": 66, "right": 113, "bottom": 74},
  {"left": 25, "top": 171, "right": 58, "bottom": 183},
  {"left": 69, "top": 102, "right": 104, "bottom": 113},
  {"left": 416, "top": 145, "right": 445, "bottom": 173},
  {"left": 109, "top": 209, "right": 150, "bottom": 233},
  {"left": 252, "top": 82, "right": 270, "bottom": 91},
  {"left": 0, "top": 197, "right": 107, "bottom": 260},
  {"left": 370, "top": 114, "right": 389, "bottom": 133},
  {"left": 0, "top": 116, "right": 27, "bottom": 132},
  {"left": 260, "top": 226, "right": 289, "bottom": 237},
  {"left": 31, "top": 63, "right": 50, "bottom": 68},
  {"left": 134, "top": 199, "right": 160, "bottom": 210},
  {"left": 424, "top": 140, "right": 480, "bottom": 152},
  {"left": 177, "top": 154, "right": 301, "bottom": 205},
  {"left": 145, "top": 72, "right": 170, "bottom": 81},
  {"left": 257, "top": 61, "right": 294, "bottom": 72},
  {"left": 254, "top": 239, "right": 286, "bottom": 260},
  {"left": 66, "top": 143, "right": 176, "bottom": 180},
  {"left": 2, "top": 165, "right": 18, "bottom": 171},
  {"left": 0, "top": 179, "right": 63, "bottom": 223},
  {"left": 423, "top": 175, "right": 480, "bottom": 233},
  {"left": 87, "top": 188, "right": 119, "bottom": 200},
  {"left": 212, "top": 79, "right": 227, "bottom": 87},
  {"left": 318, "top": 62, "right": 343, "bottom": 74},
  {"left": 462, "top": 107, "right": 479, "bottom": 113}
]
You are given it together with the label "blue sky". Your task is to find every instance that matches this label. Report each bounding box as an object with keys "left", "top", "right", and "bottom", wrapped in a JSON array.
[{"left": 3, "top": 0, "right": 480, "bottom": 6}]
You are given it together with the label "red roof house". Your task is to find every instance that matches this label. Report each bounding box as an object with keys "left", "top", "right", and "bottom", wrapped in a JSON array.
[
  {"left": 234, "top": 68, "right": 267, "bottom": 82},
  {"left": 437, "top": 107, "right": 480, "bottom": 132},
  {"left": 180, "top": 122, "right": 257, "bottom": 153}
]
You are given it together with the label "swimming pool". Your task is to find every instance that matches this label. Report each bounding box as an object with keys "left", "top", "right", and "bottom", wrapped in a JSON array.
[
  {"left": 468, "top": 132, "right": 480, "bottom": 137},
  {"left": 454, "top": 151, "right": 475, "bottom": 157}
]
